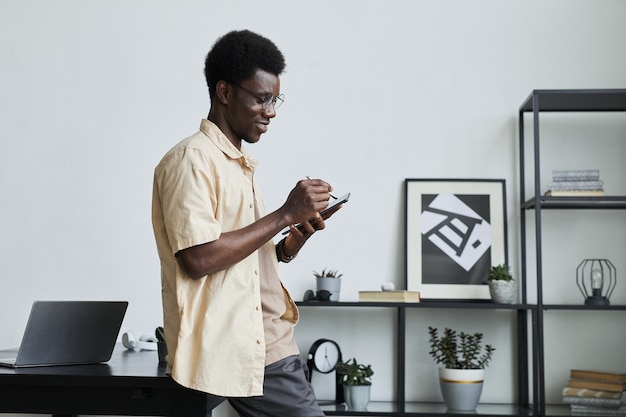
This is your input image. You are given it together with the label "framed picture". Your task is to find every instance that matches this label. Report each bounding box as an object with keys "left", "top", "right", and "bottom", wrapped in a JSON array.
[{"left": 404, "top": 179, "right": 507, "bottom": 300}]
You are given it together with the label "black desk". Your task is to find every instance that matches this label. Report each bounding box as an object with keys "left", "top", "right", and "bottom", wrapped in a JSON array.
[{"left": 0, "top": 344, "right": 223, "bottom": 416}]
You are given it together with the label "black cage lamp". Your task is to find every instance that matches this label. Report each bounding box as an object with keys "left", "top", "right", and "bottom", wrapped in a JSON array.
[{"left": 576, "top": 259, "right": 617, "bottom": 306}]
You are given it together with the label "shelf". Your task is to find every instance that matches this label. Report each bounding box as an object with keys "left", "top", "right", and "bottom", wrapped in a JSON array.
[
  {"left": 404, "top": 402, "right": 535, "bottom": 416},
  {"left": 297, "top": 301, "right": 405, "bottom": 308},
  {"left": 522, "top": 196, "right": 626, "bottom": 210},
  {"left": 415, "top": 301, "right": 533, "bottom": 310},
  {"left": 319, "top": 401, "right": 397, "bottom": 415},
  {"left": 318, "top": 401, "right": 534, "bottom": 416},
  {"left": 519, "top": 89, "right": 626, "bottom": 113},
  {"left": 542, "top": 304, "right": 626, "bottom": 311},
  {"left": 296, "top": 301, "right": 535, "bottom": 310}
]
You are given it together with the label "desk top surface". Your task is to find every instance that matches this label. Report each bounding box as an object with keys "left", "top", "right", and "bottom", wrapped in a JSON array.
[
  {"left": 0, "top": 343, "right": 169, "bottom": 384},
  {"left": 0, "top": 344, "right": 218, "bottom": 416}
]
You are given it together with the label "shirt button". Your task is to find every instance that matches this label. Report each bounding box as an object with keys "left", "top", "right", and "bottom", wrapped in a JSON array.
[
  {"left": 249, "top": 203, "right": 253, "bottom": 208},
  {"left": 256, "top": 306, "right": 260, "bottom": 311},
  {"left": 256, "top": 339, "right": 262, "bottom": 344},
  {"left": 254, "top": 270, "right": 258, "bottom": 275}
]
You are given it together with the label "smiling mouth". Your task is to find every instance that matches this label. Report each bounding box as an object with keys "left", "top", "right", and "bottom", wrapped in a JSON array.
[{"left": 256, "top": 122, "right": 269, "bottom": 133}]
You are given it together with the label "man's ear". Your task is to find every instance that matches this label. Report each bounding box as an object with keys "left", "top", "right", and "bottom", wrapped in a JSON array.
[{"left": 215, "top": 80, "right": 232, "bottom": 106}]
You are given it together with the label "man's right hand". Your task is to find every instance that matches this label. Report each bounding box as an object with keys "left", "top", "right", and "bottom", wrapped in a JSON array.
[{"left": 281, "top": 178, "right": 335, "bottom": 226}]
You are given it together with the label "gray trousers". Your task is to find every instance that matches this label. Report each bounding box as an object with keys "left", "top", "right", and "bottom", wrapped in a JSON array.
[{"left": 225, "top": 355, "right": 325, "bottom": 417}]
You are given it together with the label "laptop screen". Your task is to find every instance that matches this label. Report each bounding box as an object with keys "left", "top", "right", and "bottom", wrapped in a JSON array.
[{"left": 12, "top": 300, "right": 128, "bottom": 367}]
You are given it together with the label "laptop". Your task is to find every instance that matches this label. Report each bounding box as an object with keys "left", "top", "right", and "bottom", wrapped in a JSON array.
[{"left": 0, "top": 300, "right": 128, "bottom": 368}]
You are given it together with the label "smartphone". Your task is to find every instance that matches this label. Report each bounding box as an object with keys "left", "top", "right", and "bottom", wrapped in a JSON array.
[{"left": 282, "top": 192, "right": 350, "bottom": 235}]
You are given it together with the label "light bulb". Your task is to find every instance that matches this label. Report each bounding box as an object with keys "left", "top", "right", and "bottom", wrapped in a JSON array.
[{"left": 591, "top": 269, "right": 603, "bottom": 290}]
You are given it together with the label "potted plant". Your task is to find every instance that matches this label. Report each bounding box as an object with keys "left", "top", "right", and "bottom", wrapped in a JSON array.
[
  {"left": 155, "top": 326, "right": 167, "bottom": 364},
  {"left": 336, "top": 358, "right": 373, "bottom": 410},
  {"left": 428, "top": 327, "right": 495, "bottom": 411},
  {"left": 487, "top": 263, "right": 518, "bottom": 304},
  {"left": 313, "top": 268, "right": 343, "bottom": 301}
]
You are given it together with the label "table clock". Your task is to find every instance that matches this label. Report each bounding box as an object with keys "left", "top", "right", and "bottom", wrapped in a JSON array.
[{"left": 306, "top": 338, "right": 344, "bottom": 404}]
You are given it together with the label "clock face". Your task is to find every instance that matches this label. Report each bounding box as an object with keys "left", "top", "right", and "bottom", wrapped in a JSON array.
[{"left": 311, "top": 340, "right": 340, "bottom": 373}]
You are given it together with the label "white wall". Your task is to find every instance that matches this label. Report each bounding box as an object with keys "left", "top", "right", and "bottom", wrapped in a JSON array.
[{"left": 1, "top": 1, "right": 625, "bottom": 416}]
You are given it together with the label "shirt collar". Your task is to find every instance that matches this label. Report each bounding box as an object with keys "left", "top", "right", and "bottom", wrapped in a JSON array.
[{"left": 199, "top": 119, "right": 258, "bottom": 170}]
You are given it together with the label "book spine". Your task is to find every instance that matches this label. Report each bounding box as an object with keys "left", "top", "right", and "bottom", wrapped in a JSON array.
[
  {"left": 563, "top": 396, "right": 623, "bottom": 407},
  {"left": 563, "top": 387, "right": 623, "bottom": 399},
  {"left": 571, "top": 410, "right": 626, "bottom": 415},
  {"left": 568, "top": 379, "right": 623, "bottom": 392},
  {"left": 570, "top": 370, "right": 626, "bottom": 383},
  {"left": 552, "top": 169, "right": 601, "bottom": 182},
  {"left": 547, "top": 180, "right": 604, "bottom": 190},
  {"left": 570, "top": 404, "right": 626, "bottom": 415}
]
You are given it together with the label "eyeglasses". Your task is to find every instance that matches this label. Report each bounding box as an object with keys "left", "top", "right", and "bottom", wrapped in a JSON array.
[{"left": 233, "top": 84, "right": 284, "bottom": 110}]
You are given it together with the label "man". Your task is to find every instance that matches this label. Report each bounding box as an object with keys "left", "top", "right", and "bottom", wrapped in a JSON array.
[{"left": 152, "top": 29, "right": 339, "bottom": 416}]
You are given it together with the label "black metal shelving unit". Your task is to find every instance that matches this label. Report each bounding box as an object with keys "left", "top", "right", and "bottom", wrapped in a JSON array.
[
  {"left": 518, "top": 89, "right": 626, "bottom": 417},
  {"left": 295, "top": 89, "right": 626, "bottom": 417}
]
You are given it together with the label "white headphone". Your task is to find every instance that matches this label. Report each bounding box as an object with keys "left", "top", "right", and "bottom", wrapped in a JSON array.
[{"left": 122, "top": 330, "right": 158, "bottom": 351}]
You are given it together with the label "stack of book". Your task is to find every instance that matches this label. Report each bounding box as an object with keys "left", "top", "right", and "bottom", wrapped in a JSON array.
[
  {"left": 545, "top": 169, "right": 605, "bottom": 196},
  {"left": 563, "top": 369, "right": 626, "bottom": 415}
]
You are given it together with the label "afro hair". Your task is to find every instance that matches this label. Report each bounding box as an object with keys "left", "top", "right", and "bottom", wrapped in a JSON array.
[{"left": 204, "top": 30, "right": 286, "bottom": 99}]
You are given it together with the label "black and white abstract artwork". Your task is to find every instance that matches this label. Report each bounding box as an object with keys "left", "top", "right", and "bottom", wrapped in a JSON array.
[{"left": 405, "top": 179, "right": 507, "bottom": 300}]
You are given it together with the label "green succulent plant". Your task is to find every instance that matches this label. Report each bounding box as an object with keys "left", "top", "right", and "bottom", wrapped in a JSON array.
[
  {"left": 313, "top": 268, "right": 343, "bottom": 278},
  {"left": 428, "top": 327, "right": 495, "bottom": 370},
  {"left": 488, "top": 264, "right": 514, "bottom": 282},
  {"left": 336, "top": 358, "right": 374, "bottom": 386}
]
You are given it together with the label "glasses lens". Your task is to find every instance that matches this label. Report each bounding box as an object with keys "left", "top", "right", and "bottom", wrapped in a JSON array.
[
  {"left": 270, "top": 94, "right": 284, "bottom": 110},
  {"left": 275, "top": 94, "right": 284, "bottom": 109}
]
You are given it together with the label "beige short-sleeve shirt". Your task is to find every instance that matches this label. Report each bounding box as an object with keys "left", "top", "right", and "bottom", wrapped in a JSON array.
[{"left": 152, "top": 119, "right": 298, "bottom": 397}]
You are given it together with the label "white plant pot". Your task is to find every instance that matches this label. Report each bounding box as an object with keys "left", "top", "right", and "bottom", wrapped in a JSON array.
[
  {"left": 439, "top": 368, "right": 484, "bottom": 411},
  {"left": 488, "top": 280, "right": 518, "bottom": 304},
  {"left": 316, "top": 277, "right": 341, "bottom": 301},
  {"left": 343, "top": 384, "right": 371, "bottom": 410}
]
